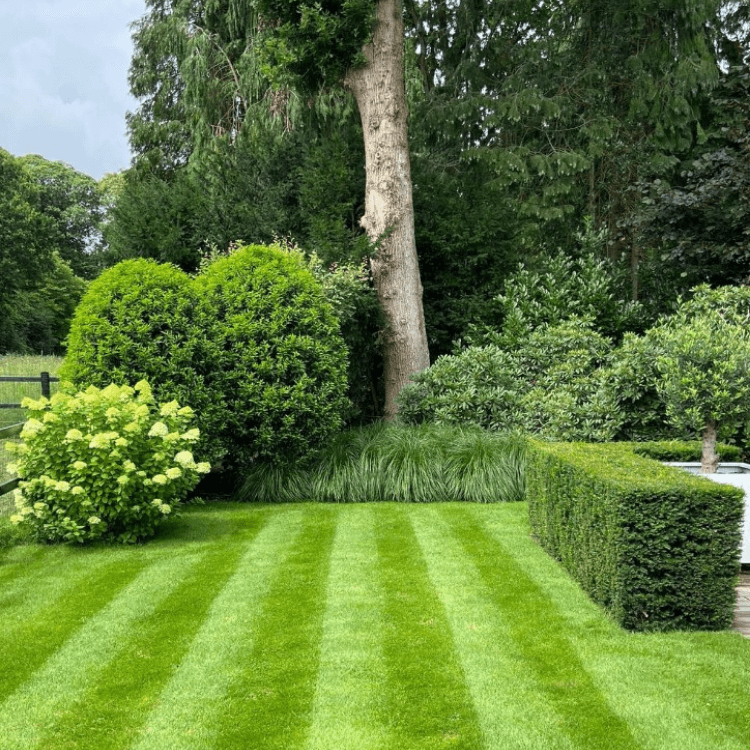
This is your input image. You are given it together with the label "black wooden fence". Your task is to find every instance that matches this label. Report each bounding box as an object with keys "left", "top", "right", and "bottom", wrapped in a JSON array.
[{"left": 0, "top": 372, "right": 60, "bottom": 500}]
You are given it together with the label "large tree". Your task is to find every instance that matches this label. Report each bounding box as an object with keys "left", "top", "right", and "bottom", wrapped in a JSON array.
[
  {"left": 126, "top": 0, "right": 429, "bottom": 416},
  {"left": 230, "top": 0, "right": 432, "bottom": 416},
  {"left": 19, "top": 155, "right": 105, "bottom": 279}
]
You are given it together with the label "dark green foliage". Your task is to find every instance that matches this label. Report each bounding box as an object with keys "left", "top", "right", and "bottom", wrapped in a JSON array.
[
  {"left": 0, "top": 149, "right": 54, "bottom": 352},
  {"left": 635, "top": 65, "right": 750, "bottom": 289},
  {"left": 526, "top": 440, "right": 744, "bottom": 631},
  {"left": 410, "top": 155, "right": 522, "bottom": 357},
  {"left": 5, "top": 254, "right": 87, "bottom": 355},
  {"left": 195, "top": 245, "right": 349, "bottom": 470},
  {"left": 18, "top": 155, "right": 105, "bottom": 280},
  {"left": 398, "top": 319, "right": 621, "bottom": 442},
  {"left": 102, "top": 171, "right": 207, "bottom": 273},
  {"left": 240, "top": 424, "right": 526, "bottom": 504},
  {"left": 307, "top": 256, "right": 383, "bottom": 424},
  {"left": 59, "top": 259, "right": 219, "bottom": 463},
  {"left": 475, "top": 248, "right": 646, "bottom": 348},
  {"left": 256, "top": 0, "right": 376, "bottom": 90},
  {"left": 608, "top": 331, "right": 675, "bottom": 441},
  {"left": 627, "top": 441, "right": 741, "bottom": 463}
]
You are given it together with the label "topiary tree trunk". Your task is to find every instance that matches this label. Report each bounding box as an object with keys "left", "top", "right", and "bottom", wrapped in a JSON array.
[{"left": 701, "top": 419, "right": 719, "bottom": 474}]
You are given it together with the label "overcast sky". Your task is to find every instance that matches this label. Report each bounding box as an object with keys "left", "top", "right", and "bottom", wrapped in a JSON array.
[{"left": 0, "top": 0, "right": 148, "bottom": 181}]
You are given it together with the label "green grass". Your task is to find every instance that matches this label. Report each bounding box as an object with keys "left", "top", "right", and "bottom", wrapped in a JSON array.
[{"left": 0, "top": 502, "right": 748, "bottom": 749}]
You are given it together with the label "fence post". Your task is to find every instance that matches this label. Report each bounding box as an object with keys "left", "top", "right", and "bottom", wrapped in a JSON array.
[{"left": 40, "top": 371, "right": 51, "bottom": 399}]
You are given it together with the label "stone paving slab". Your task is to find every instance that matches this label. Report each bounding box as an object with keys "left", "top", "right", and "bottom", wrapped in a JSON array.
[{"left": 733, "top": 572, "right": 750, "bottom": 637}]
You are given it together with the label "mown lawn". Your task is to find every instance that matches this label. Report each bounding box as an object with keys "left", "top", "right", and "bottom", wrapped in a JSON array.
[{"left": 1, "top": 502, "right": 748, "bottom": 750}]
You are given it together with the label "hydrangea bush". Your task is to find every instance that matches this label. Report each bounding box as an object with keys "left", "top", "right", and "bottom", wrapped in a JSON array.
[{"left": 5, "top": 381, "right": 210, "bottom": 544}]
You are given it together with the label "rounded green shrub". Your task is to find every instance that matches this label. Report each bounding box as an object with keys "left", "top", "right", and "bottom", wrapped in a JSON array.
[
  {"left": 398, "top": 319, "right": 621, "bottom": 441},
  {"left": 60, "top": 259, "right": 222, "bottom": 464},
  {"left": 6, "top": 381, "right": 210, "bottom": 544},
  {"left": 195, "top": 244, "right": 349, "bottom": 470}
]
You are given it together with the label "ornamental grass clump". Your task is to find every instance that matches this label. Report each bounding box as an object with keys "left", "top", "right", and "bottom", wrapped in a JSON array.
[{"left": 5, "top": 381, "right": 210, "bottom": 544}]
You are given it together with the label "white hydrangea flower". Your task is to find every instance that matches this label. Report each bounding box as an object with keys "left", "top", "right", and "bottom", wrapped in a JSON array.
[
  {"left": 105, "top": 407, "right": 120, "bottom": 420},
  {"left": 151, "top": 498, "right": 162, "bottom": 506},
  {"left": 89, "top": 432, "right": 119, "bottom": 449},
  {"left": 123, "top": 421, "right": 140, "bottom": 434},
  {"left": 135, "top": 404, "right": 150, "bottom": 418},
  {"left": 117, "top": 475, "right": 129, "bottom": 485},
  {"left": 152, "top": 474, "right": 168, "bottom": 485},
  {"left": 65, "top": 428, "right": 84, "bottom": 441},
  {"left": 196, "top": 462, "right": 211, "bottom": 474},
  {"left": 148, "top": 422, "right": 169, "bottom": 438},
  {"left": 174, "top": 451, "right": 195, "bottom": 467},
  {"left": 159, "top": 401, "right": 180, "bottom": 417},
  {"left": 123, "top": 460, "right": 136, "bottom": 473},
  {"left": 21, "top": 419, "right": 45, "bottom": 438},
  {"left": 33, "top": 502, "right": 47, "bottom": 511},
  {"left": 177, "top": 405, "right": 194, "bottom": 417},
  {"left": 71, "top": 486, "right": 85, "bottom": 495},
  {"left": 42, "top": 412, "right": 58, "bottom": 423},
  {"left": 181, "top": 428, "right": 200, "bottom": 442},
  {"left": 88, "top": 516, "right": 101, "bottom": 525},
  {"left": 55, "top": 481, "right": 71, "bottom": 493},
  {"left": 9, "top": 514, "right": 23, "bottom": 525},
  {"left": 134, "top": 380, "right": 151, "bottom": 394},
  {"left": 166, "top": 467, "right": 182, "bottom": 480},
  {"left": 5, "top": 463, "right": 18, "bottom": 475},
  {"left": 115, "top": 437, "right": 128, "bottom": 447},
  {"left": 159, "top": 504, "right": 172, "bottom": 515},
  {"left": 73, "top": 461, "right": 88, "bottom": 471}
]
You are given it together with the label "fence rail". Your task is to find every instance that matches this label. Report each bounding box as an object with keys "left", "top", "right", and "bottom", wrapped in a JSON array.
[
  {"left": 0, "top": 423, "right": 24, "bottom": 500},
  {"left": 0, "top": 372, "right": 60, "bottom": 501},
  {"left": 0, "top": 371, "right": 59, "bottom": 408}
]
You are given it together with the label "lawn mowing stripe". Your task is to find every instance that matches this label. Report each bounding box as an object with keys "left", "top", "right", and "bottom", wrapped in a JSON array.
[
  {"left": 0, "top": 544, "right": 49, "bottom": 585},
  {"left": 470, "top": 504, "right": 750, "bottom": 750},
  {"left": 34, "top": 524, "right": 261, "bottom": 750},
  {"left": 568, "top": 633, "right": 750, "bottom": 750},
  {"left": 0, "top": 547, "right": 197, "bottom": 750},
  {"left": 441, "top": 505, "right": 644, "bottom": 750},
  {"left": 409, "top": 506, "right": 578, "bottom": 750},
  {"left": 0, "top": 545, "right": 117, "bottom": 618},
  {"left": 209, "top": 505, "right": 337, "bottom": 750},
  {"left": 0, "top": 552, "right": 148, "bottom": 702},
  {"left": 131, "top": 506, "right": 309, "bottom": 750},
  {"left": 375, "top": 505, "right": 484, "bottom": 750},
  {"left": 305, "top": 505, "right": 390, "bottom": 750}
]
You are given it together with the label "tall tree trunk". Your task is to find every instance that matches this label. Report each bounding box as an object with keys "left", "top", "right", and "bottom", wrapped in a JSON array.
[
  {"left": 345, "top": 0, "right": 430, "bottom": 418},
  {"left": 701, "top": 419, "right": 719, "bottom": 474}
]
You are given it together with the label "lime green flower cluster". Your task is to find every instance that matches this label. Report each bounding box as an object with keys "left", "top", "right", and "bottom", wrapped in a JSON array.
[{"left": 5, "top": 381, "right": 210, "bottom": 544}]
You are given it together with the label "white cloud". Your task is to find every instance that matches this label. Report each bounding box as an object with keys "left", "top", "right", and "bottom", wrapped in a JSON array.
[{"left": 0, "top": 0, "right": 146, "bottom": 178}]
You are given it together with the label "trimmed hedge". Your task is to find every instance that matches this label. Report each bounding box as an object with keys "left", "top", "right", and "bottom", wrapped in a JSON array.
[
  {"left": 627, "top": 440, "right": 742, "bottom": 463},
  {"left": 527, "top": 440, "right": 744, "bottom": 632}
]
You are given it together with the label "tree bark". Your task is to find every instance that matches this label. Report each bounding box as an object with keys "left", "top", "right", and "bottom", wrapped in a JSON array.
[
  {"left": 344, "top": 0, "right": 430, "bottom": 418},
  {"left": 700, "top": 420, "right": 719, "bottom": 474}
]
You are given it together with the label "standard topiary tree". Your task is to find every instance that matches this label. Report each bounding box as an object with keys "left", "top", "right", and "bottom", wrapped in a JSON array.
[
  {"left": 59, "top": 259, "right": 221, "bottom": 464},
  {"left": 655, "top": 311, "right": 750, "bottom": 473},
  {"left": 195, "top": 244, "right": 350, "bottom": 471}
]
